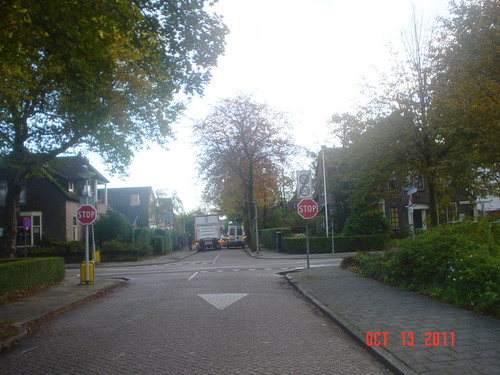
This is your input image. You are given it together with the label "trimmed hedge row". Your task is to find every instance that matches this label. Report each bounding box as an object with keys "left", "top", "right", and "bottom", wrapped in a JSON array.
[
  {"left": 281, "top": 233, "right": 390, "bottom": 254},
  {"left": 0, "top": 257, "right": 65, "bottom": 294},
  {"left": 261, "top": 228, "right": 292, "bottom": 250},
  {"left": 29, "top": 241, "right": 84, "bottom": 263}
]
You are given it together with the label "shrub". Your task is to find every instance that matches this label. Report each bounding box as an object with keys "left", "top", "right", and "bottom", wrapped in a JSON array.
[
  {"left": 352, "top": 218, "right": 500, "bottom": 318},
  {"left": 0, "top": 257, "right": 65, "bottom": 294},
  {"left": 151, "top": 236, "right": 166, "bottom": 254},
  {"left": 94, "top": 210, "right": 133, "bottom": 244}
]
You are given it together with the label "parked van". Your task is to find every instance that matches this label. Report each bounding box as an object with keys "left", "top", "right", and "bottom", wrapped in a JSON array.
[{"left": 226, "top": 224, "right": 245, "bottom": 248}]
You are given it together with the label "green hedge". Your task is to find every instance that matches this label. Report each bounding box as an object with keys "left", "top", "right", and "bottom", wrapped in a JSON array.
[
  {"left": 261, "top": 228, "right": 293, "bottom": 249},
  {"left": 281, "top": 234, "right": 390, "bottom": 254},
  {"left": 30, "top": 240, "right": 84, "bottom": 263},
  {"left": 101, "top": 240, "right": 148, "bottom": 261},
  {"left": 0, "top": 257, "right": 65, "bottom": 294}
]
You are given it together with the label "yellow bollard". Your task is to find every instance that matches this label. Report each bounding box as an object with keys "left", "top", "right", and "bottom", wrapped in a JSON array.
[
  {"left": 80, "top": 261, "right": 95, "bottom": 284},
  {"left": 94, "top": 250, "right": 101, "bottom": 263}
]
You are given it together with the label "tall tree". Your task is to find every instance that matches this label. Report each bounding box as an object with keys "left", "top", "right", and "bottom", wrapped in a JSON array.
[
  {"left": 431, "top": 0, "right": 500, "bottom": 192},
  {"left": 0, "top": 0, "right": 227, "bottom": 256},
  {"left": 193, "top": 95, "right": 297, "bottom": 245}
]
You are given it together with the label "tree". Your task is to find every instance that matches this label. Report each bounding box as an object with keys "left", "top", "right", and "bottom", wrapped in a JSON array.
[
  {"left": 193, "top": 95, "right": 297, "bottom": 246},
  {"left": 431, "top": 0, "right": 500, "bottom": 192},
  {"left": 327, "top": 112, "right": 366, "bottom": 148},
  {"left": 0, "top": 0, "right": 227, "bottom": 256}
]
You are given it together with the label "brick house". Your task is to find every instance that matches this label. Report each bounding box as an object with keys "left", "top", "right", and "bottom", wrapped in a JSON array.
[
  {"left": 314, "top": 147, "right": 477, "bottom": 234},
  {"left": 100, "top": 186, "right": 157, "bottom": 228},
  {"left": 0, "top": 156, "right": 109, "bottom": 247}
]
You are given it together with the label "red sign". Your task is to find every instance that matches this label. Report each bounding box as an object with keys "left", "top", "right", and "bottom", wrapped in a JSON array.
[
  {"left": 297, "top": 198, "right": 318, "bottom": 219},
  {"left": 76, "top": 204, "right": 97, "bottom": 225}
]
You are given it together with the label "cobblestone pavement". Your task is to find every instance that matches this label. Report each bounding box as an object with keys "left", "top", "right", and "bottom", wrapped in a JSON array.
[
  {"left": 288, "top": 266, "right": 500, "bottom": 375},
  {"left": 0, "top": 250, "right": 393, "bottom": 375}
]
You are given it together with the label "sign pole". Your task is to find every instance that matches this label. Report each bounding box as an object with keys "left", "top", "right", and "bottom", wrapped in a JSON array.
[
  {"left": 85, "top": 224, "right": 90, "bottom": 284},
  {"left": 305, "top": 219, "right": 310, "bottom": 270}
]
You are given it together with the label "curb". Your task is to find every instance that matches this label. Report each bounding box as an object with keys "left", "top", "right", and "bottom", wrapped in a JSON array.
[
  {"left": 0, "top": 279, "right": 127, "bottom": 353},
  {"left": 284, "top": 272, "right": 416, "bottom": 375},
  {"left": 65, "top": 250, "right": 199, "bottom": 269}
]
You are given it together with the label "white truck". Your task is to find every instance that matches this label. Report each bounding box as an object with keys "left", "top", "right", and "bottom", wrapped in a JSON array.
[
  {"left": 194, "top": 214, "right": 222, "bottom": 251},
  {"left": 226, "top": 224, "right": 246, "bottom": 248}
]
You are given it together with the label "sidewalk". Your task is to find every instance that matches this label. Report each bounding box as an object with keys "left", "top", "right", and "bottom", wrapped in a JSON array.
[
  {"left": 286, "top": 266, "right": 500, "bottom": 375},
  {"left": 0, "top": 248, "right": 197, "bottom": 352}
]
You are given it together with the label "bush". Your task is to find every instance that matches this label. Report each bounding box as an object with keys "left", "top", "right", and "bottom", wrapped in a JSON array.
[
  {"left": 94, "top": 210, "right": 133, "bottom": 244},
  {"left": 151, "top": 236, "right": 166, "bottom": 254},
  {"left": 352, "top": 218, "right": 500, "bottom": 318},
  {"left": 0, "top": 257, "right": 65, "bottom": 294}
]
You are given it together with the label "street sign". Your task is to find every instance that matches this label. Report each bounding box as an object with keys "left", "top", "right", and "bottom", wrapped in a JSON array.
[
  {"left": 297, "top": 198, "right": 318, "bottom": 219},
  {"left": 406, "top": 187, "right": 417, "bottom": 195},
  {"left": 22, "top": 217, "right": 31, "bottom": 231},
  {"left": 296, "top": 170, "right": 313, "bottom": 199},
  {"left": 76, "top": 204, "right": 97, "bottom": 225}
]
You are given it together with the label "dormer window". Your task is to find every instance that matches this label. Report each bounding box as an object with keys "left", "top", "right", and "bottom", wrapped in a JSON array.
[{"left": 130, "top": 193, "right": 140, "bottom": 206}]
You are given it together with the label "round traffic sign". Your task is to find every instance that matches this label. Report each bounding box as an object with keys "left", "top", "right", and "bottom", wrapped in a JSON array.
[
  {"left": 22, "top": 217, "right": 31, "bottom": 231},
  {"left": 76, "top": 204, "right": 98, "bottom": 225},
  {"left": 297, "top": 198, "right": 318, "bottom": 219}
]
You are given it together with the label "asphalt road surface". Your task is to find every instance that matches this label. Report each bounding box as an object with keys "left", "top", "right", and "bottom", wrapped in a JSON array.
[{"left": 1, "top": 249, "right": 393, "bottom": 375}]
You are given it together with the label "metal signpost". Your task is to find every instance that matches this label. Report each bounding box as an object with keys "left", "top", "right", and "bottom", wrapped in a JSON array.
[
  {"left": 77, "top": 204, "right": 98, "bottom": 284},
  {"left": 23, "top": 217, "right": 31, "bottom": 257},
  {"left": 297, "top": 198, "right": 318, "bottom": 269}
]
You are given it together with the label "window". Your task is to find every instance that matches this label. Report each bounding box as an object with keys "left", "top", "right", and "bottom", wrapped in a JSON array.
[
  {"left": 19, "top": 182, "right": 27, "bottom": 205},
  {"left": 390, "top": 207, "right": 399, "bottom": 228},
  {"left": 0, "top": 181, "right": 6, "bottom": 206},
  {"left": 130, "top": 193, "right": 140, "bottom": 206},
  {"left": 414, "top": 176, "right": 425, "bottom": 191},
  {"left": 387, "top": 172, "right": 397, "bottom": 191},
  {"left": 72, "top": 216, "right": 78, "bottom": 241},
  {"left": 17, "top": 212, "right": 42, "bottom": 246},
  {"left": 0, "top": 181, "right": 26, "bottom": 205}
]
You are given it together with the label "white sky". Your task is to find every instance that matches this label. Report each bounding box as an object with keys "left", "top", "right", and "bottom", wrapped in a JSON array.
[{"left": 90, "top": 0, "right": 449, "bottom": 212}]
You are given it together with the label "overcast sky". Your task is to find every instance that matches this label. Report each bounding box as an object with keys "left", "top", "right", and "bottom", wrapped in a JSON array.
[{"left": 90, "top": 0, "right": 449, "bottom": 212}]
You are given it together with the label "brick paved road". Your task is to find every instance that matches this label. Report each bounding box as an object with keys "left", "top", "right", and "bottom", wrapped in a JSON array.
[{"left": 0, "top": 250, "right": 393, "bottom": 374}]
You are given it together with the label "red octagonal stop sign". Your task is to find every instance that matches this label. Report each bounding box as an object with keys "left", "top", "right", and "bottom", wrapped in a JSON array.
[
  {"left": 297, "top": 198, "right": 318, "bottom": 219},
  {"left": 76, "top": 204, "right": 98, "bottom": 225}
]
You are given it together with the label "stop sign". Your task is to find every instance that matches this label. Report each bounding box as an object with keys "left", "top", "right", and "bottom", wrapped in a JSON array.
[
  {"left": 297, "top": 198, "right": 318, "bottom": 219},
  {"left": 76, "top": 204, "right": 98, "bottom": 225}
]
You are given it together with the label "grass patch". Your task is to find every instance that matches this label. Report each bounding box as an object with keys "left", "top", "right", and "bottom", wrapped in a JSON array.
[{"left": 0, "top": 320, "right": 19, "bottom": 342}]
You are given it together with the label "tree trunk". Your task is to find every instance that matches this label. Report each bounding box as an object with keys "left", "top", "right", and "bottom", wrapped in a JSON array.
[
  {"left": 427, "top": 178, "right": 439, "bottom": 227},
  {"left": 1, "top": 174, "right": 23, "bottom": 258}
]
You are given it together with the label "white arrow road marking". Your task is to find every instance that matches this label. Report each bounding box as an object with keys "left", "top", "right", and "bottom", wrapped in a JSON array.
[{"left": 198, "top": 293, "right": 249, "bottom": 310}]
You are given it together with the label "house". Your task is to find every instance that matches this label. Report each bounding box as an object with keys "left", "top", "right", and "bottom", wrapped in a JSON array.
[
  {"left": 0, "top": 156, "right": 109, "bottom": 246},
  {"left": 314, "top": 147, "right": 477, "bottom": 234},
  {"left": 100, "top": 186, "right": 157, "bottom": 228}
]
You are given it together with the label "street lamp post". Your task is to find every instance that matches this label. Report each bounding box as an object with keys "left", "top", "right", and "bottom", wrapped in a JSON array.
[
  {"left": 321, "top": 146, "right": 329, "bottom": 238},
  {"left": 79, "top": 165, "right": 95, "bottom": 285},
  {"left": 253, "top": 200, "right": 259, "bottom": 254},
  {"left": 321, "top": 146, "right": 334, "bottom": 254}
]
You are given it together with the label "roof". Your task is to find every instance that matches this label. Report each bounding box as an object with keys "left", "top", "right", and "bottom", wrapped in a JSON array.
[
  {"left": 49, "top": 156, "right": 110, "bottom": 183},
  {"left": 105, "top": 186, "right": 154, "bottom": 207}
]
